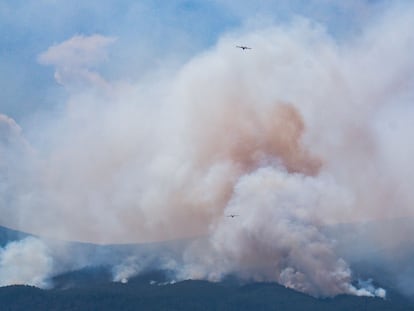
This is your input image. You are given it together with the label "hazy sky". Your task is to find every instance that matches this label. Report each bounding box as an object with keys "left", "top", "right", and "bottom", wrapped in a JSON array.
[
  {"left": 0, "top": 0, "right": 388, "bottom": 121},
  {"left": 1, "top": 0, "right": 413, "bottom": 297}
]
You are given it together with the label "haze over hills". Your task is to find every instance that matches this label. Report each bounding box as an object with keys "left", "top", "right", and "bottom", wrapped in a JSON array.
[{"left": 1, "top": 221, "right": 414, "bottom": 310}]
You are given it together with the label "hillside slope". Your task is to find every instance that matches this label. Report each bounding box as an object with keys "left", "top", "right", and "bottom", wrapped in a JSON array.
[{"left": 1, "top": 274, "right": 413, "bottom": 311}]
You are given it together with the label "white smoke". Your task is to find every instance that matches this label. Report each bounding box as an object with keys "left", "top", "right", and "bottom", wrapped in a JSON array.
[
  {"left": 353, "top": 279, "right": 386, "bottom": 298},
  {"left": 112, "top": 256, "right": 142, "bottom": 284},
  {"left": 38, "top": 34, "right": 116, "bottom": 88},
  {"left": 179, "top": 167, "right": 385, "bottom": 297},
  {"left": 0, "top": 237, "right": 54, "bottom": 288},
  {"left": 111, "top": 250, "right": 180, "bottom": 284},
  {"left": 1, "top": 1, "right": 414, "bottom": 297}
]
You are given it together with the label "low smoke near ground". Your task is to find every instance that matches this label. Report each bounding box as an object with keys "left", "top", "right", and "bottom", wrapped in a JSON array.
[
  {"left": 0, "top": 237, "right": 53, "bottom": 288},
  {"left": 1, "top": 0, "right": 414, "bottom": 298}
]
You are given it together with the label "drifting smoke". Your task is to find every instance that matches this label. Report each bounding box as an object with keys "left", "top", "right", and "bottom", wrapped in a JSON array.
[
  {"left": 112, "top": 257, "right": 143, "bottom": 284},
  {"left": 0, "top": 237, "right": 53, "bottom": 288},
  {"left": 1, "top": 1, "right": 414, "bottom": 297},
  {"left": 37, "top": 34, "right": 116, "bottom": 88},
  {"left": 356, "top": 279, "right": 387, "bottom": 299},
  {"left": 112, "top": 254, "right": 178, "bottom": 284}
]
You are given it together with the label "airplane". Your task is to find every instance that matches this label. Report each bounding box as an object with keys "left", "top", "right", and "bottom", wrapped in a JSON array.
[
  {"left": 226, "top": 214, "right": 239, "bottom": 218},
  {"left": 236, "top": 45, "right": 252, "bottom": 50}
]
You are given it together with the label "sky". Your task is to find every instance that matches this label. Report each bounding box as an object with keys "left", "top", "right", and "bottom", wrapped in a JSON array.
[
  {"left": 1, "top": 0, "right": 414, "bottom": 298},
  {"left": 0, "top": 0, "right": 234, "bottom": 120},
  {"left": 0, "top": 0, "right": 387, "bottom": 121}
]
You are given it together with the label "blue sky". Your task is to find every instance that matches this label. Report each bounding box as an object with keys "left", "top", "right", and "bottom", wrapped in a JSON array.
[
  {"left": 0, "top": 0, "right": 237, "bottom": 121},
  {"left": 0, "top": 0, "right": 390, "bottom": 122}
]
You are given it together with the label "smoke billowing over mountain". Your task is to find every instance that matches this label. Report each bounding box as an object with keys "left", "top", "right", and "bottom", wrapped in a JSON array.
[{"left": 1, "top": 1, "right": 414, "bottom": 298}]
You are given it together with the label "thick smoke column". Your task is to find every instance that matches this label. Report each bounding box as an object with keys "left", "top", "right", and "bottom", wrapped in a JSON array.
[
  {"left": 180, "top": 168, "right": 355, "bottom": 296},
  {"left": 1, "top": 2, "right": 414, "bottom": 297}
]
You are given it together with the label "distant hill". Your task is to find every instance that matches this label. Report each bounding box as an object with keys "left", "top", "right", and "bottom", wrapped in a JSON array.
[{"left": 0, "top": 225, "right": 30, "bottom": 246}]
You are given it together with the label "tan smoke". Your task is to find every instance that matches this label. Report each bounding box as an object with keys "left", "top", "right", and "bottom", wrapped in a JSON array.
[
  {"left": 1, "top": 2, "right": 414, "bottom": 297},
  {"left": 192, "top": 101, "right": 321, "bottom": 176}
]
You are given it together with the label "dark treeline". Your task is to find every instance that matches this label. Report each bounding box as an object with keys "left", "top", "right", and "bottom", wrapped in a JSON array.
[{"left": 0, "top": 272, "right": 413, "bottom": 311}]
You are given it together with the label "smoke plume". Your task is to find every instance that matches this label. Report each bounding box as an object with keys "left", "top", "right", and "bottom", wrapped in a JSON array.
[
  {"left": 0, "top": 237, "right": 53, "bottom": 288},
  {"left": 1, "top": 1, "right": 414, "bottom": 297}
]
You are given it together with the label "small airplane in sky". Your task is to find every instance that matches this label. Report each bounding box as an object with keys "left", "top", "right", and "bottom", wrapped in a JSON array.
[
  {"left": 236, "top": 45, "right": 252, "bottom": 50},
  {"left": 226, "top": 214, "right": 239, "bottom": 218}
]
